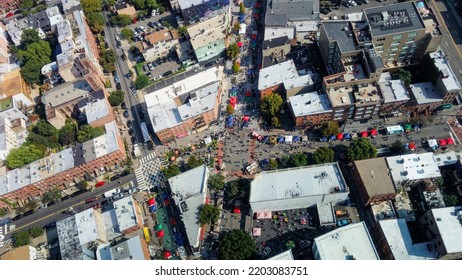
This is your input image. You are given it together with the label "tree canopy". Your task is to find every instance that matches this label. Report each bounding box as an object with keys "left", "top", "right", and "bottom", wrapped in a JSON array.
[
  {"left": 42, "top": 187, "right": 62, "bottom": 204},
  {"left": 313, "top": 147, "right": 334, "bottom": 164},
  {"left": 120, "top": 28, "right": 134, "bottom": 40},
  {"left": 232, "top": 61, "right": 240, "bottom": 74},
  {"left": 13, "top": 231, "right": 30, "bottom": 248},
  {"left": 219, "top": 229, "right": 256, "bottom": 260},
  {"left": 29, "top": 227, "right": 44, "bottom": 238},
  {"left": 260, "top": 93, "right": 283, "bottom": 118},
  {"left": 178, "top": 26, "right": 188, "bottom": 38},
  {"left": 392, "top": 68, "right": 412, "bottom": 86},
  {"left": 391, "top": 140, "right": 406, "bottom": 155},
  {"left": 227, "top": 43, "right": 240, "bottom": 60},
  {"left": 268, "top": 158, "right": 278, "bottom": 170},
  {"left": 346, "top": 138, "right": 377, "bottom": 161},
  {"left": 239, "top": 2, "right": 246, "bottom": 13},
  {"left": 100, "top": 49, "right": 117, "bottom": 73},
  {"left": 135, "top": 74, "right": 150, "bottom": 89},
  {"left": 109, "top": 90, "right": 125, "bottom": 106},
  {"left": 208, "top": 174, "right": 226, "bottom": 191},
  {"left": 198, "top": 204, "right": 220, "bottom": 225},
  {"left": 162, "top": 164, "right": 181, "bottom": 179},
  {"left": 18, "top": 37, "right": 52, "bottom": 85},
  {"left": 321, "top": 121, "right": 340, "bottom": 136},
  {"left": 86, "top": 12, "right": 105, "bottom": 33},
  {"left": 59, "top": 121, "right": 77, "bottom": 146},
  {"left": 77, "top": 125, "right": 105, "bottom": 143},
  {"left": 20, "top": 29, "right": 41, "bottom": 47},
  {"left": 81, "top": 0, "right": 102, "bottom": 14},
  {"left": 187, "top": 156, "right": 203, "bottom": 169},
  {"left": 5, "top": 144, "right": 44, "bottom": 169},
  {"left": 289, "top": 153, "right": 308, "bottom": 167}
]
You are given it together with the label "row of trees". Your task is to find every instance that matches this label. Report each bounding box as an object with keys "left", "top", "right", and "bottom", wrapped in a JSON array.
[
  {"left": 81, "top": 0, "right": 105, "bottom": 33},
  {"left": 100, "top": 49, "right": 117, "bottom": 73},
  {"left": 5, "top": 120, "right": 105, "bottom": 169},
  {"left": 13, "top": 227, "right": 44, "bottom": 248}
]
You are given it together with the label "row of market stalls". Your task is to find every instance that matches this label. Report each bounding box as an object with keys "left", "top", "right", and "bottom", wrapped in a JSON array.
[
  {"left": 251, "top": 131, "right": 309, "bottom": 144},
  {"left": 320, "top": 129, "right": 378, "bottom": 142},
  {"left": 428, "top": 138, "right": 455, "bottom": 151}
]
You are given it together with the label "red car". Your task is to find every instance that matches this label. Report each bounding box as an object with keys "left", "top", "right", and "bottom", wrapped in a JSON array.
[
  {"left": 6, "top": 12, "right": 14, "bottom": 18},
  {"left": 95, "top": 181, "right": 105, "bottom": 188},
  {"left": 86, "top": 197, "right": 98, "bottom": 204}
]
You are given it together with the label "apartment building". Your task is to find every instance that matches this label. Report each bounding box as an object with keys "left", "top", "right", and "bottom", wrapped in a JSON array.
[
  {"left": 0, "top": 94, "right": 33, "bottom": 122},
  {"left": 378, "top": 72, "right": 410, "bottom": 117},
  {"left": 77, "top": 89, "right": 114, "bottom": 128},
  {"left": 0, "top": 121, "right": 126, "bottom": 210},
  {"left": 0, "top": 117, "right": 28, "bottom": 161},
  {"left": 0, "top": 0, "right": 20, "bottom": 14},
  {"left": 288, "top": 91, "right": 333, "bottom": 128},
  {"left": 145, "top": 66, "right": 225, "bottom": 143},
  {"left": 141, "top": 28, "right": 179, "bottom": 62},
  {"left": 180, "top": 0, "right": 231, "bottom": 64},
  {"left": 0, "top": 22, "right": 9, "bottom": 66}
]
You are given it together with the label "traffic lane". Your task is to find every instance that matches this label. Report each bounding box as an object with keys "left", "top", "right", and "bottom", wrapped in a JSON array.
[{"left": 438, "top": 0, "right": 462, "bottom": 45}]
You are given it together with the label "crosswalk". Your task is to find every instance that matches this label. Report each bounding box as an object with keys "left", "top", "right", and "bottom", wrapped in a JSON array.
[{"left": 134, "top": 152, "right": 165, "bottom": 191}]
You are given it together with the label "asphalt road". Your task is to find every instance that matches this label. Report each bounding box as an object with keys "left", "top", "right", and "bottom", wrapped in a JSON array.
[{"left": 0, "top": 174, "right": 135, "bottom": 253}]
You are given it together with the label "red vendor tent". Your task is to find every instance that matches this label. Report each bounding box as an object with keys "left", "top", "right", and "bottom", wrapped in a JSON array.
[
  {"left": 361, "top": 131, "right": 368, "bottom": 138},
  {"left": 446, "top": 138, "right": 454, "bottom": 145},
  {"left": 156, "top": 230, "right": 165, "bottom": 238},
  {"left": 409, "top": 143, "right": 416, "bottom": 150},
  {"left": 242, "top": 116, "right": 250, "bottom": 121},
  {"left": 370, "top": 129, "right": 378, "bottom": 136},
  {"left": 163, "top": 250, "right": 172, "bottom": 259},
  {"left": 336, "top": 133, "right": 344, "bottom": 140},
  {"left": 237, "top": 42, "right": 243, "bottom": 47},
  {"left": 439, "top": 139, "right": 447, "bottom": 146},
  {"left": 148, "top": 198, "right": 156, "bottom": 206}
]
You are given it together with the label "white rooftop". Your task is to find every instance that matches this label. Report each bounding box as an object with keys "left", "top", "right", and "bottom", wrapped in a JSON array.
[
  {"left": 379, "top": 219, "right": 436, "bottom": 260},
  {"left": 258, "top": 60, "right": 313, "bottom": 91},
  {"left": 102, "top": 209, "right": 122, "bottom": 241},
  {"left": 249, "top": 163, "right": 349, "bottom": 212},
  {"left": 386, "top": 153, "right": 441, "bottom": 183},
  {"left": 83, "top": 99, "right": 110, "bottom": 125},
  {"left": 263, "top": 26, "right": 296, "bottom": 41},
  {"left": 46, "top": 6, "right": 64, "bottom": 26},
  {"left": 145, "top": 66, "right": 223, "bottom": 132},
  {"left": 289, "top": 92, "right": 332, "bottom": 117},
  {"left": 379, "top": 73, "right": 410, "bottom": 103},
  {"left": 433, "top": 151, "right": 461, "bottom": 167},
  {"left": 112, "top": 195, "right": 138, "bottom": 232},
  {"left": 74, "top": 208, "right": 99, "bottom": 245},
  {"left": 268, "top": 249, "right": 294, "bottom": 260},
  {"left": 429, "top": 207, "right": 462, "bottom": 254},
  {"left": 409, "top": 82, "right": 443, "bottom": 105},
  {"left": 168, "top": 166, "right": 209, "bottom": 248},
  {"left": 313, "top": 222, "right": 379, "bottom": 260},
  {"left": 430, "top": 50, "right": 461, "bottom": 92},
  {"left": 317, "top": 203, "right": 335, "bottom": 225}
]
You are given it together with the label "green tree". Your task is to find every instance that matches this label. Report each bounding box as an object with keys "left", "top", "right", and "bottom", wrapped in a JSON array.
[
  {"left": 133, "top": 0, "right": 146, "bottom": 9},
  {"left": 227, "top": 43, "right": 240, "bottom": 60},
  {"left": 20, "top": 29, "right": 41, "bottom": 47},
  {"left": 187, "top": 156, "right": 203, "bottom": 169},
  {"left": 25, "top": 200, "right": 38, "bottom": 211},
  {"left": 59, "top": 121, "right": 77, "bottom": 146},
  {"left": 18, "top": 40, "right": 51, "bottom": 64},
  {"left": 163, "top": 164, "right": 181, "bottom": 179},
  {"left": 105, "top": 0, "right": 116, "bottom": 5},
  {"left": 109, "top": 90, "right": 125, "bottom": 106},
  {"left": 233, "top": 21, "right": 241, "bottom": 31},
  {"left": 100, "top": 49, "right": 117, "bottom": 73},
  {"left": 232, "top": 61, "right": 240, "bottom": 74},
  {"left": 278, "top": 155, "right": 290, "bottom": 167},
  {"left": 12, "top": 231, "right": 30, "bottom": 248},
  {"left": 77, "top": 125, "right": 105, "bottom": 143},
  {"left": 20, "top": 0, "right": 35, "bottom": 11},
  {"left": 20, "top": 59, "right": 43, "bottom": 85},
  {"left": 0, "top": 208, "right": 7, "bottom": 217},
  {"left": 81, "top": 0, "right": 102, "bottom": 13},
  {"left": 86, "top": 13, "right": 105, "bottom": 33},
  {"left": 120, "top": 28, "right": 134, "bottom": 40},
  {"left": 226, "top": 104, "right": 235, "bottom": 115},
  {"left": 227, "top": 180, "right": 241, "bottom": 199},
  {"left": 198, "top": 204, "right": 220, "bottom": 225},
  {"left": 391, "top": 140, "right": 406, "bottom": 155},
  {"left": 146, "top": 0, "right": 160, "bottom": 9},
  {"left": 271, "top": 116, "right": 280, "bottom": 127},
  {"left": 313, "top": 147, "right": 334, "bottom": 164},
  {"left": 77, "top": 180, "right": 89, "bottom": 191},
  {"left": 347, "top": 138, "right": 378, "bottom": 161},
  {"left": 443, "top": 195, "right": 459, "bottom": 206},
  {"left": 269, "top": 158, "right": 278, "bottom": 170},
  {"left": 219, "top": 229, "right": 256, "bottom": 260},
  {"left": 135, "top": 74, "right": 150, "bottom": 89},
  {"left": 392, "top": 68, "right": 412, "bottom": 86},
  {"left": 289, "top": 153, "right": 308, "bottom": 167},
  {"left": 33, "top": 120, "right": 58, "bottom": 138},
  {"left": 5, "top": 144, "right": 44, "bottom": 169},
  {"left": 162, "top": 20, "right": 172, "bottom": 29},
  {"left": 117, "top": 14, "right": 133, "bottom": 27},
  {"left": 42, "top": 187, "right": 62, "bottom": 204},
  {"left": 239, "top": 2, "right": 245, "bottom": 13},
  {"left": 29, "top": 227, "right": 44, "bottom": 238},
  {"left": 321, "top": 121, "right": 340, "bottom": 136},
  {"left": 260, "top": 93, "right": 283, "bottom": 117},
  {"left": 208, "top": 174, "right": 226, "bottom": 191},
  {"left": 158, "top": 6, "right": 165, "bottom": 14},
  {"left": 178, "top": 26, "right": 188, "bottom": 38}
]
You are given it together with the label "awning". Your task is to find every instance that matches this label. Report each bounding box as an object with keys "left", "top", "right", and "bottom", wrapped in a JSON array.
[
  {"left": 252, "top": 227, "right": 261, "bottom": 237},
  {"left": 155, "top": 224, "right": 163, "bottom": 231},
  {"left": 156, "top": 230, "right": 165, "bottom": 238},
  {"left": 446, "top": 138, "right": 455, "bottom": 145},
  {"left": 361, "top": 131, "right": 368, "bottom": 138},
  {"left": 255, "top": 210, "right": 272, "bottom": 219},
  {"left": 285, "top": 135, "right": 293, "bottom": 143},
  {"left": 336, "top": 133, "right": 344, "bottom": 140},
  {"left": 439, "top": 139, "right": 447, "bottom": 146},
  {"left": 370, "top": 129, "right": 377, "bottom": 136},
  {"left": 343, "top": 133, "right": 351, "bottom": 139},
  {"left": 148, "top": 198, "right": 156, "bottom": 206}
]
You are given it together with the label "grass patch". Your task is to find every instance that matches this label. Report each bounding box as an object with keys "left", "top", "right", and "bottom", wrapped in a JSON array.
[
  {"left": 105, "top": 79, "right": 112, "bottom": 88},
  {"left": 135, "top": 62, "right": 146, "bottom": 76}
]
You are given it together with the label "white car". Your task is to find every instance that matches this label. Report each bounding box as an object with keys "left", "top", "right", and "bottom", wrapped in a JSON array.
[{"left": 349, "top": 0, "right": 357, "bottom": 5}]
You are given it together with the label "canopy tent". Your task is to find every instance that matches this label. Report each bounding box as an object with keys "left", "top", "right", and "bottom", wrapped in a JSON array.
[
  {"left": 242, "top": 116, "right": 250, "bottom": 121},
  {"left": 343, "top": 133, "right": 351, "bottom": 140},
  {"left": 302, "top": 136, "right": 308, "bottom": 143},
  {"left": 241, "top": 121, "right": 249, "bottom": 128},
  {"left": 255, "top": 210, "right": 272, "bottom": 219},
  {"left": 251, "top": 34, "right": 257, "bottom": 39},
  {"left": 370, "top": 129, "right": 378, "bottom": 136},
  {"left": 285, "top": 135, "right": 293, "bottom": 143},
  {"left": 234, "top": 208, "right": 241, "bottom": 214},
  {"left": 439, "top": 139, "right": 447, "bottom": 146},
  {"left": 428, "top": 139, "right": 438, "bottom": 150},
  {"left": 404, "top": 123, "right": 413, "bottom": 132},
  {"left": 262, "top": 136, "right": 269, "bottom": 143},
  {"left": 409, "top": 142, "right": 416, "bottom": 150},
  {"left": 252, "top": 227, "right": 262, "bottom": 237},
  {"left": 204, "top": 136, "right": 212, "bottom": 145},
  {"left": 230, "top": 96, "right": 238, "bottom": 105},
  {"left": 293, "top": 136, "right": 301, "bottom": 143},
  {"left": 336, "top": 133, "right": 344, "bottom": 140},
  {"left": 320, "top": 137, "right": 328, "bottom": 142},
  {"left": 300, "top": 217, "right": 307, "bottom": 225},
  {"left": 404, "top": 143, "right": 410, "bottom": 151},
  {"left": 163, "top": 250, "right": 172, "bottom": 259},
  {"left": 163, "top": 198, "right": 170, "bottom": 206},
  {"left": 148, "top": 198, "right": 156, "bottom": 206},
  {"left": 170, "top": 218, "right": 177, "bottom": 225},
  {"left": 245, "top": 90, "right": 252, "bottom": 96},
  {"left": 149, "top": 205, "right": 157, "bottom": 212},
  {"left": 278, "top": 136, "right": 285, "bottom": 143},
  {"left": 361, "top": 131, "right": 368, "bottom": 138},
  {"left": 252, "top": 131, "right": 263, "bottom": 140},
  {"left": 446, "top": 138, "right": 455, "bottom": 145},
  {"left": 261, "top": 158, "right": 269, "bottom": 165},
  {"left": 329, "top": 135, "right": 337, "bottom": 141},
  {"left": 270, "top": 136, "right": 277, "bottom": 145},
  {"left": 156, "top": 230, "right": 165, "bottom": 238},
  {"left": 237, "top": 41, "right": 243, "bottom": 47},
  {"left": 255, "top": 2, "right": 261, "bottom": 7},
  {"left": 239, "top": 23, "right": 246, "bottom": 33},
  {"left": 155, "top": 224, "right": 163, "bottom": 231},
  {"left": 239, "top": 15, "right": 246, "bottom": 23}
]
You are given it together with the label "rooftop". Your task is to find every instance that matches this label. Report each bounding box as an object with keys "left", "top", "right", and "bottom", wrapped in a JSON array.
[
  {"left": 354, "top": 157, "right": 396, "bottom": 198},
  {"left": 379, "top": 219, "right": 436, "bottom": 260},
  {"left": 249, "top": 163, "right": 348, "bottom": 212},
  {"left": 428, "top": 206, "right": 462, "bottom": 253},
  {"left": 267, "top": 0, "right": 319, "bottom": 21},
  {"left": 112, "top": 196, "right": 139, "bottom": 232},
  {"left": 145, "top": 28, "right": 173, "bottom": 45},
  {"left": 61, "top": 0, "right": 81, "bottom": 12},
  {"left": 433, "top": 151, "right": 461, "bottom": 167},
  {"left": 180, "top": 0, "right": 229, "bottom": 24},
  {"left": 188, "top": 14, "right": 228, "bottom": 50},
  {"left": 313, "top": 222, "right": 379, "bottom": 260},
  {"left": 386, "top": 152, "right": 441, "bottom": 184},
  {"left": 379, "top": 72, "right": 410, "bottom": 103},
  {"left": 262, "top": 36, "right": 290, "bottom": 50},
  {"left": 268, "top": 249, "right": 294, "bottom": 260},
  {"left": 322, "top": 21, "right": 360, "bottom": 54},
  {"left": 263, "top": 26, "right": 296, "bottom": 41},
  {"left": 168, "top": 165, "right": 209, "bottom": 248},
  {"left": 265, "top": 13, "right": 288, "bottom": 26},
  {"left": 109, "top": 236, "right": 145, "bottom": 260},
  {"left": 81, "top": 98, "right": 110, "bottom": 125},
  {"left": 409, "top": 82, "right": 443, "bottom": 104},
  {"left": 0, "top": 69, "right": 28, "bottom": 98},
  {"left": 317, "top": 203, "right": 335, "bottom": 226},
  {"left": 289, "top": 91, "right": 332, "bottom": 117},
  {"left": 41, "top": 78, "right": 93, "bottom": 108},
  {"left": 430, "top": 50, "right": 461, "bottom": 92},
  {"left": 364, "top": 2, "right": 426, "bottom": 37},
  {"left": 258, "top": 60, "right": 313, "bottom": 91}
]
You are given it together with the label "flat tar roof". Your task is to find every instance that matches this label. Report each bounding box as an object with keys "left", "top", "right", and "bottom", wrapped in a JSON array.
[
  {"left": 322, "top": 21, "right": 358, "bottom": 54},
  {"left": 354, "top": 157, "right": 396, "bottom": 198}
]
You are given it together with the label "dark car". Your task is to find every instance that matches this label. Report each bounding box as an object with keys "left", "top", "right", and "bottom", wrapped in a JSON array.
[
  {"left": 204, "top": 61, "right": 215, "bottom": 68},
  {"left": 121, "top": 102, "right": 126, "bottom": 109},
  {"left": 123, "top": 110, "right": 129, "bottom": 118},
  {"left": 127, "top": 120, "right": 132, "bottom": 128},
  {"left": 116, "top": 83, "right": 122, "bottom": 90},
  {"left": 148, "top": 21, "right": 156, "bottom": 28},
  {"left": 110, "top": 174, "right": 121, "bottom": 181},
  {"left": 61, "top": 195, "right": 71, "bottom": 201},
  {"left": 162, "top": 70, "right": 172, "bottom": 77},
  {"left": 23, "top": 210, "right": 34, "bottom": 217},
  {"left": 12, "top": 214, "right": 24, "bottom": 221},
  {"left": 121, "top": 170, "right": 131, "bottom": 177},
  {"left": 44, "top": 221, "right": 56, "bottom": 229}
]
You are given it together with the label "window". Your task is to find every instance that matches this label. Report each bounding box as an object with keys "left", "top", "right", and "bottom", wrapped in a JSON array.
[
  {"left": 408, "top": 32, "right": 417, "bottom": 37},
  {"left": 391, "top": 41, "right": 400, "bottom": 46},
  {"left": 377, "top": 38, "right": 386, "bottom": 42},
  {"left": 376, "top": 43, "right": 384, "bottom": 47},
  {"left": 393, "top": 35, "right": 402, "bottom": 40}
]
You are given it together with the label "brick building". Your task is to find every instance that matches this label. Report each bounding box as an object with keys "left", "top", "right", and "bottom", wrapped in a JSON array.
[
  {"left": 288, "top": 91, "right": 333, "bottom": 128},
  {"left": 0, "top": 0, "right": 20, "bottom": 14}
]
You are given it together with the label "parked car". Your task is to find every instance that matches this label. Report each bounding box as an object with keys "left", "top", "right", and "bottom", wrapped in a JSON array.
[
  {"left": 110, "top": 174, "right": 121, "bottom": 181},
  {"left": 114, "top": 76, "right": 120, "bottom": 84},
  {"left": 337, "top": 218, "right": 352, "bottom": 227},
  {"left": 148, "top": 21, "right": 156, "bottom": 28},
  {"left": 86, "top": 197, "right": 98, "bottom": 204},
  {"left": 121, "top": 102, "right": 126, "bottom": 109},
  {"left": 130, "top": 87, "right": 137, "bottom": 94},
  {"left": 95, "top": 181, "right": 105, "bottom": 188},
  {"left": 163, "top": 70, "right": 172, "bottom": 77},
  {"left": 335, "top": 210, "right": 349, "bottom": 217},
  {"left": 123, "top": 110, "right": 129, "bottom": 118}
]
